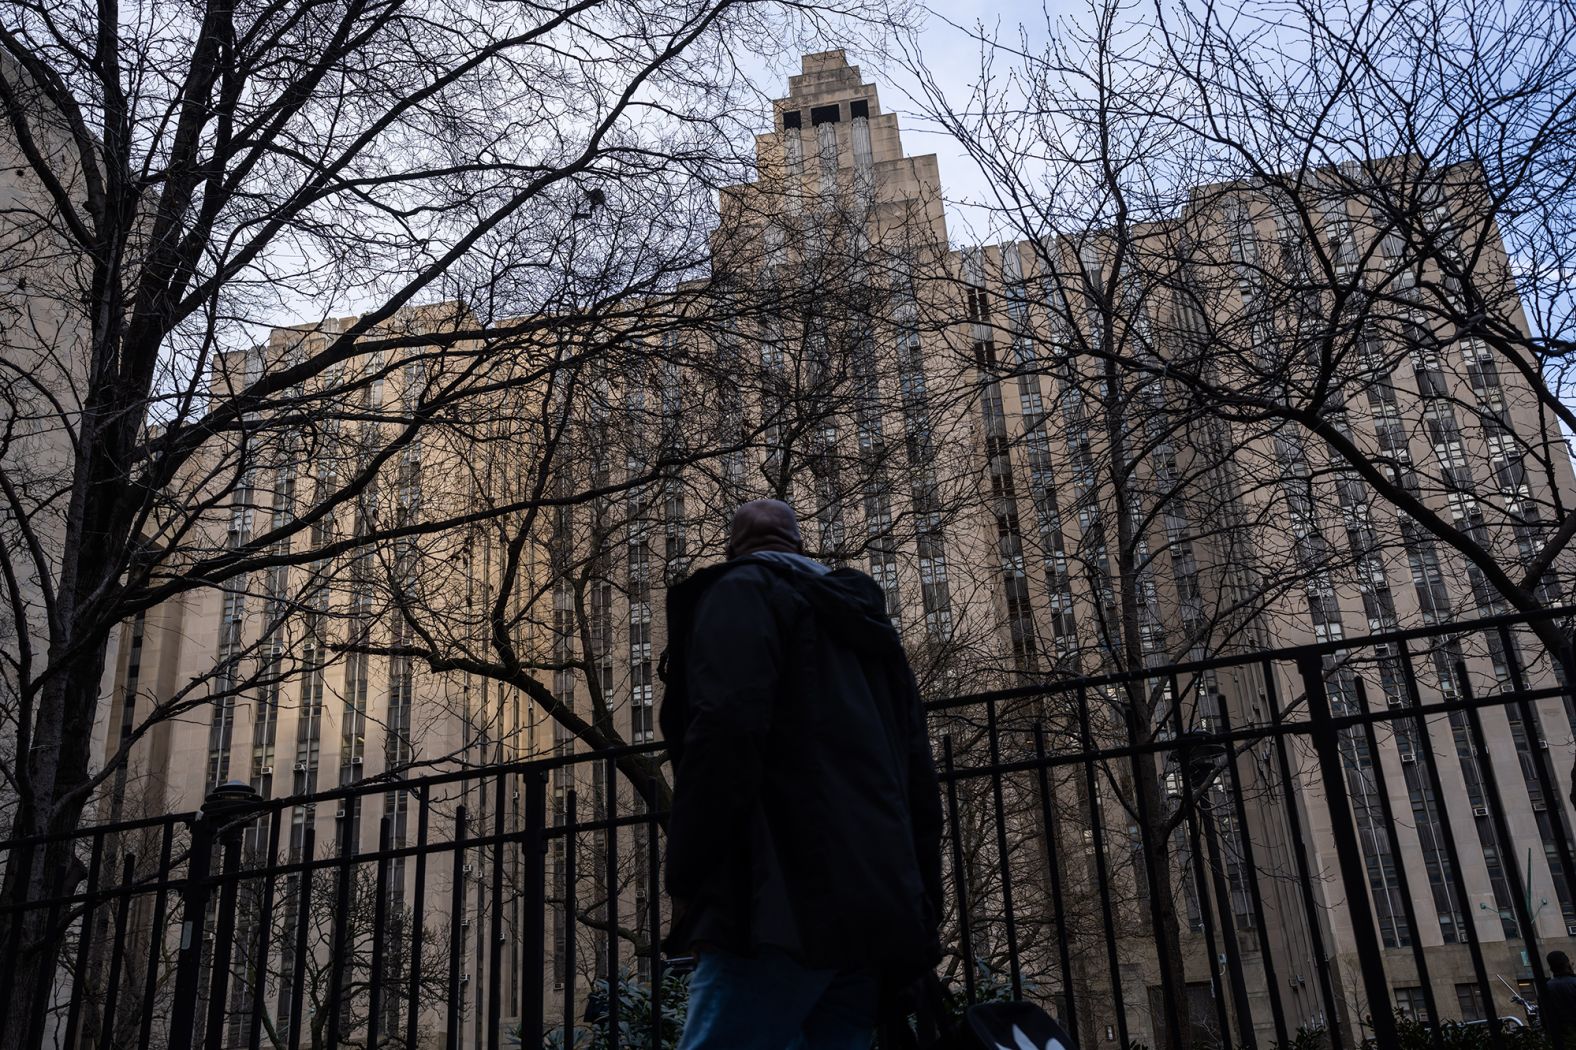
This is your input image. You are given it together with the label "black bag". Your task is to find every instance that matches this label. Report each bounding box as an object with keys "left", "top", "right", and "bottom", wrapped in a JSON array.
[
  {"left": 950, "top": 1001, "right": 1077, "bottom": 1050},
  {"left": 888, "top": 975, "right": 1078, "bottom": 1050}
]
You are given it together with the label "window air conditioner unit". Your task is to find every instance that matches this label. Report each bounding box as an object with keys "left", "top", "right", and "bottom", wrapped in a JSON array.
[
  {"left": 294, "top": 762, "right": 307, "bottom": 773},
  {"left": 1400, "top": 753, "right": 1416, "bottom": 763},
  {"left": 350, "top": 755, "right": 363, "bottom": 766},
  {"left": 463, "top": 863, "right": 474, "bottom": 875},
  {"left": 336, "top": 806, "right": 348, "bottom": 818},
  {"left": 1566, "top": 923, "right": 1576, "bottom": 937},
  {"left": 260, "top": 765, "right": 274, "bottom": 776},
  {"left": 1473, "top": 805, "right": 1490, "bottom": 817},
  {"left": 1539, "top": 739, "right": 1550, "bottom": 750}
]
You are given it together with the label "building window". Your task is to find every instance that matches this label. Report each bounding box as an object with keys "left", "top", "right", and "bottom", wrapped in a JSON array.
[
  {"left": 1433, "top": 439, "right": 1468, "bottom": 471},
  {"left": 1395, "top": 986, "right": 1430, "bottom": 1022},
  {"left": 869, "top": 553, "right": 900, "bottom": 622},
  {"left": 1445, "top": 491, "right": 1480, "bottom": 522},
  {"left": 965, "top": 285, "right": 990, "bottom": 323},
  {"left": 974, "top": 340, "right": 998, "bottom": 371},
  {"left": 1455, "top": 983, "right": 1486, "bottom": 1022},
  {"left": 924, "top": 607, "right": 953, "bottom": 639}
]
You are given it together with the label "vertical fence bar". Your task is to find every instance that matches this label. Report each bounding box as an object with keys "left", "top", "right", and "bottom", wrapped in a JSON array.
[
  {"left": 1262, "top": 661, "right": 1345, "bottom": 1050},
  {"left": 1184, "top": 785, "right": 1233, "bottom": 1048},
  {"left": 448, "top": 804, "right": 469, "bottom": 1050},
  {"left": 324, "top": 814, "right": 357, "bottom": 1050},
  {"left": 139, "top": 821, "right": 178, "bottom": 1047},
  {"left": 62, "top": 829, "right": 106, "bottom": 1050},
  {"left": 1181, "top": 690, "right": 1258, "bottom": 1049},
  {"left": 521, "top": 773, "right": 548, "bottom": 1049},
  {"left": 1393, "top": 640, "right": 1498, "bottom": 1047},
  {"left": 1297, "top": 651, "right": 1400, "bottom": 1047},
  {"left": 202, "top": 824, "right": 248, "bottom": 1050},
  {"left": 1075, "top": 685, "right": 1128, "bottom": 1048},
  {"left": 489, "top": 775, "right": 506, "bottom": 1050},
  {"left": 99, "top": 852, "right": 136, "bottom": 1050},
  {"left": 1120, "top": 675, "right": 1186, "bottom": 1050},
  {"left": 246, "top": 808, "right": 283, "bottom": 1050},
  {"left": 1170, "top": 675, "right": 1234, "bottom": 1049},
  {"left": 605, "top": 756, "right": 621, "bottom": 1050},
  {"left": 1497, "top": 625, "right": 1576, "bottom": 922},
  {"left": 1458, "top": 664, "right": 1549, "bottom": 993},
  {"left": 367, "top": 816, "right": 393, "bottom": 1050},
  {"left": 473, "top": 783, "right": 484, "bottom": 1050},
  {"left": 1200, "top": 786, "right": 1258, "bottom": 1050},
  {"left": 406, "top": 788, "right": 432, "bottom": 1050},
  {"left": 1213, "top": 700, "right": 1290, "bottom": 1046},
  {"left": 1033, "top": 724, "right": 1078, "bottom": 1043},
  {"left": 942, "top": 736, "right": 976, "bottom": 1003},
  {"left": 564, "top": 789, "right": 579, "bottom": 1050},
  {"left": 1350, "top": 678, "right": 1441, "bottom": 1049},
  {"left": 168, "top": 813, "right": 219, "bottom": 1050},
  {"left": 984, "top": 698, "right": 1022, "bottom": 999},
  {"left": 647, "top": 776, "right": 664, "bottom": 1049},
  {"left": 285, "top": 823, "right": 315, "bottom": 1050}
]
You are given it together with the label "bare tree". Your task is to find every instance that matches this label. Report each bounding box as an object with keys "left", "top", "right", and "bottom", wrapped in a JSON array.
[
  {"left": 917, "top": 0, "right": 1576, "bottom": 732},
  {"left": 0, "top": 1, "right": 930, "bottom": 1039},
  {"left": 893, "top": 0, "right": 1576, "bottom": 1040},
  {"left": 886, "top": 1, "right": 1558, "bottom": 1041},
  {"left": 1138, "top": 0, "right": 1576, "bottom": 735}
]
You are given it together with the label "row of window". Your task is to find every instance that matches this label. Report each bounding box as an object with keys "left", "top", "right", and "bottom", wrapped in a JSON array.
[{"left": 1394, "top": 983, "right": 1508, "bottom": 1025}]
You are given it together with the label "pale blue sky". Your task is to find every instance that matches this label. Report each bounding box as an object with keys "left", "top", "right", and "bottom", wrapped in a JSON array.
[{"left": 852, "top": 3, "right": 1020, "bottom": 241}]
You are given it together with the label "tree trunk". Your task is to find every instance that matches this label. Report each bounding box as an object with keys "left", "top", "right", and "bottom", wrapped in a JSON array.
[
  {"left": 1129, "top": 704, "right": 1195, "bottom": 1050},
  {"left": 0, "top": 652, "right": 112, "bottom": 1049},
  {"left": 1102, "top": 348, "right": 1194, "bottom": 1050}
]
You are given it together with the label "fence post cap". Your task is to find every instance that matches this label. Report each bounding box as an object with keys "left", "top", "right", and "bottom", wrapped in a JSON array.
[{"left": 201, "top": 780, "right": 265, "bottom": 826}]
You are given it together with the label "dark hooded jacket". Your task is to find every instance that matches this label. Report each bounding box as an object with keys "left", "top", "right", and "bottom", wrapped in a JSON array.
[
  {"left": 1545, "top": 973, "right": 1576, "bottom": 1048},
  {"left": 659, "top": 552, "right": 944, "bottom": 975}
]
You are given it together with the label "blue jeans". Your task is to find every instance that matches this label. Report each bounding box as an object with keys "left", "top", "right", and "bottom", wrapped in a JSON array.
[{"left": 676, "top": 947, "right": 878, "bottom": 1050}]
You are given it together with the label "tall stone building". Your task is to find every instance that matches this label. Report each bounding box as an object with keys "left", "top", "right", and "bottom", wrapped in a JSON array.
[
  {"left": 81, "top": 50, "right": 1576, "bottom": 1048},
  {"left": 0, "top": 54, "right": 93, "bottom": 822}
]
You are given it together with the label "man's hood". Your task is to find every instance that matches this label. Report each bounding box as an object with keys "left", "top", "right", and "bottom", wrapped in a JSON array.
[
  {"left": 740, "top": 552, "right": 902, "bottom": 657},
  {"left": 667, "top": 553, "right": 902, "bottom": 658}
]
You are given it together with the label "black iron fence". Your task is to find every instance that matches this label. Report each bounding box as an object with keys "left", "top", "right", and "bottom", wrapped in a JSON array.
[{"left": 3, "top": 606, "right": 1576, "bottom": 1049}]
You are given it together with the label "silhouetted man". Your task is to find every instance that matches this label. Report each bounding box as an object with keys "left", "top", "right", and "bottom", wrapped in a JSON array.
[
  {"left": 660, "top": 500, "right": 943, "bottom": 1050},
  {"left": 1546, "top": 951, "right": 1576, "bottom": 1048}
]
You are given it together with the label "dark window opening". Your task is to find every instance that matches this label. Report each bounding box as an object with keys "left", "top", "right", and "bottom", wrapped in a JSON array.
[
  {"left": 850, "top": 99, "right": 870, "bottom": 119},
  {"left": 1455, "top": 983, "right": 1486, "bottom": 1022},
  {"left": 782, "top": 109, "right": 802, "bottom": 129},
  {"left": 810, "top": 104, "right": 840, "bottom": 126},
  {"left": 966, "top": 285, "right": 991, "bottom": 322}
]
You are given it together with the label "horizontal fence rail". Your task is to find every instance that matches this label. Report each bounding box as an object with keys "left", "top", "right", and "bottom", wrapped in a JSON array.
[{"left": 1, "top": 607, "right": 1574, "bottom": 1049}]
